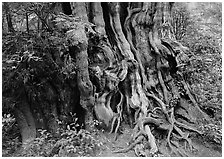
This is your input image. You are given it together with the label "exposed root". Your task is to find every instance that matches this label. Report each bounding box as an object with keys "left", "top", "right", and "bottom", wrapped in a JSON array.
[
  {"left": 156, "top": 56, "right": 169, "bottom": 104},
  {"left": 166, "top": 108, "right": 175, "bottom": 152},
  {"left": 175, "top": 120, "right": 202, "bottom": 135},
  {"left": 145, "top": 125, "right": 158, "bottom": 154},
  {"left": 109, "top": 113, "right": 118, "bottom": 134},
  {"left": 112, "top": 86, "right": 202, "bottom": 157},
  {"left": 165, "top": 107, "right": 196, "bottom": 152},
  {"left": 133, "top": 130, "right": 146, "bottom": 140},
  {"left": 109, "top": 90, "right": 124, "bottom": 140},
  {"left": 142, "top": 116, "right": 163, "bottom": 127},
  {"left": 180, "top": 77, "right": 208, "bottom": 119},
  {"left": 113, "top": 135, "right": 144, "bottom": 153},
  {"left": 143, "top": 93, "right": 200, "bottom": 155},
  {"left": 145, "top": 92, "right": 169, "bottom": 120},
  {"left": 113, "top": 117, "right": 121, "bottom": 140},
  {"left": 113, "top": 112, "right": 160, "bottom": 155},
  {"left": 134, "top": 144, "right": 146, "bottom": 156},
  {"left": 173, "top": 125, "right": 193, "bottom": 151}
]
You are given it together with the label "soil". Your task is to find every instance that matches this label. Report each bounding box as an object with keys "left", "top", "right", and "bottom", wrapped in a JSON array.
[{"left": 94, "top": 125, "right": 222, "bottom": 157}]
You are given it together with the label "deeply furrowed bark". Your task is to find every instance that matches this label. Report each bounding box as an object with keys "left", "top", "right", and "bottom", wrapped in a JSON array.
[
  {"left": 67, "top": 2, "right": 96, "bottom": 130},
  {"left": 70, "top": 2, "right": 93, "bottom": 107},
  {"left": 85, "top": 2, "right": 209, "bottom": 156}
]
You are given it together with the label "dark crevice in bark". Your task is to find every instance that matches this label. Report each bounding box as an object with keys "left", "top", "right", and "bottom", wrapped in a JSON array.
[
  {"left": 119, "top": 2, "right": 129, "bottom": 36},
  {"left": 87, "top": 2, "right": 94, "bottom": 23},
  {"left": 61, "top": 2, "right": 72, "bottom": 15},
  {"left": 166, "top": 54, "right": 178, "bottom": 75},
  {"left": 101, "top": 2, "right": 118, "bottom": 49},
  {"left": 129, "top": 22, "right": 137, "bottom": 49},
  {"left": 70, "top": 85, "right": 87, "bottom": 130}
]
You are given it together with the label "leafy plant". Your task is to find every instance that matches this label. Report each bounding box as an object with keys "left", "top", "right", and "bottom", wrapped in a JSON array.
[
  {"left": 2, "top": 114, "right": 21, "bottom": 157},
  {"left": 199, "top": 121, "right": 222, "bottom": 145},
  {"left": 18, "top": 122, "right": 102, "bottom": 157}
]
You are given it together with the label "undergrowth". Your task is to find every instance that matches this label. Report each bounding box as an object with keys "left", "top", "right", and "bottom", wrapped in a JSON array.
[{"left": 2, "top": 115, "right": 103, "bottom": 157}]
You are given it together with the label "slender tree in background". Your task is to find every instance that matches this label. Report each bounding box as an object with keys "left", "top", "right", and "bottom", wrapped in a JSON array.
[
  {"left": 25, "top": 12, "right": 29, "bottom": 33},
  {"left": 3, "top": 2, "right": 15, "bottom": 32},
  {"left": 172, "top": 3, "right": 191, "bottom": 41},
  {"left": 3, "top": 2, "right": 215, "bottom": 156}
]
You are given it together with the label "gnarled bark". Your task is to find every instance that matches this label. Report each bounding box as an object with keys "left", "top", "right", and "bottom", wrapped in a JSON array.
[
  {"left": 82, "top": 2, "right": 209, "bottom": 156},
  {"left": 69, "top": 2, "right": 94, "bottom": 108}
]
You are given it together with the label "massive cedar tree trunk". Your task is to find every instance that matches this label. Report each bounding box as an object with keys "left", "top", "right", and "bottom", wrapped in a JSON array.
[
  {"left": 12, "top": 2, "right": 209, "bottom": 156},
  {"left": 63, "top": 2, "right": 207, "bottom": 156}
]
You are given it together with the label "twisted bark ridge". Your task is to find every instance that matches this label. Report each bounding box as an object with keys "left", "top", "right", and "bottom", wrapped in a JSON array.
[{"left": 55, "top": 2, "right": 208, "bottom": 156}]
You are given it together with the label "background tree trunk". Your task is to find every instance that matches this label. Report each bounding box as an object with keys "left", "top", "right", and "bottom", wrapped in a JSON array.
[
  {"left": 25, "top": 12, "right": 29, "bottom": 33},
  {"left": 73, "top": 2, "right": 207, "bottom": 156},
  {"left": 3, "top": 2, "right": 15, "bottom": 33}
]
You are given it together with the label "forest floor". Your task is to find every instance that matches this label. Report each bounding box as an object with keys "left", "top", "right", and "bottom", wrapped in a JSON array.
[
  {"left": 94, "top": 125, "right": 222, "bottom": 157},
  {"left": 4, "top": 123, "right": 222, "bottom": 157}
]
